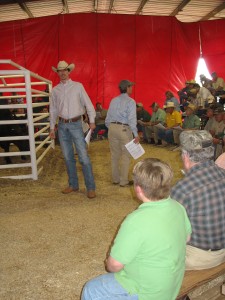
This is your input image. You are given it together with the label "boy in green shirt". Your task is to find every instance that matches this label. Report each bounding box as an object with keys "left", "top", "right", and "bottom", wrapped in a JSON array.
[{"left": 82, "top": 158, "right": 191, "bottom": 300}]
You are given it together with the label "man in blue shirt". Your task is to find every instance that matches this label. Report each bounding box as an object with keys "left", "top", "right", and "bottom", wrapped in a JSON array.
[{"left": 105, "top": 80, "right": 139, "bottom": 187}]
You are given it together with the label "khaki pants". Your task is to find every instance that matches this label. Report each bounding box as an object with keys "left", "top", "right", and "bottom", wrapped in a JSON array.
[
  {"left": 173, "top": 129, "right": 181, "bottom": 145},
  {"left": 186, "top": 245, "right": 225, "bottom": 270},
  {"left": 108, "top": 123, "right": 133, "bottom": 186},
  {"left": 145, "top": 126, "right": 160, "bottom": 143}
]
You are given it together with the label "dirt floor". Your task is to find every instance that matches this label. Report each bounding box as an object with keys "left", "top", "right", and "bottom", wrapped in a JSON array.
[{"left": 0, "top": 140, "right": 183, "bottom": 300}]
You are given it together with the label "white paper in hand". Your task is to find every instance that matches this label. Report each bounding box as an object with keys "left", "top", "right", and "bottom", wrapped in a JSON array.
[
  {"left": 85, "top": 129, "right": 92, "bottom": 146},
  {"left": 125, "top": 139, "right": 145, "bottom": 159}
]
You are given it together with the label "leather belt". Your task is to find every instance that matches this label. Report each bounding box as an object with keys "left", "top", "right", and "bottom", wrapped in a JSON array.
[
  {"left": 199, "top": 247, "right": 223, "bottom": 251},
  {"left": 59, "top": 116, "right": 81, "bottom": 123},
  {"left": 208, "top": 248, "right": 223, "bottom": 252},
  {"left": 111, "top": 121, "right": 128, "bottom": 126}
]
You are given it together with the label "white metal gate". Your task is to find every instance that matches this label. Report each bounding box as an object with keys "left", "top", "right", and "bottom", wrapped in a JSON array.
[{"left": 0, "top": 59, "right": 52, "bottom": 180}]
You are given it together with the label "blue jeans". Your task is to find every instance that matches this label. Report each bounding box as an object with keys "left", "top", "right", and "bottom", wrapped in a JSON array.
[
  {"left": 158, "top": 128, "right": 174, "bottom": 144},
  {"left": 81, "top": 273, "right": 139, "bottom": 300},
  {"left": 58, "top": 120, "right": 95, "bottom": 191}
]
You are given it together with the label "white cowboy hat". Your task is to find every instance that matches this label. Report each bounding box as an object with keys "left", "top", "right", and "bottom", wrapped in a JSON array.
[
  {"left": 52, "top": 60, "right": 75, "bottom": 72},
  {"left": 166, "top": 102, "right": 175, "bottom": 108}
]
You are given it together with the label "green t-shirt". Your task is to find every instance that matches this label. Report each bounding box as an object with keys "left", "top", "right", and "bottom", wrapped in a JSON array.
[
  {"left": 182, "top": 114, "right": 201, "bottom": 129},
  {"left": 110, "top": 197, "right": 191, "bottom": 300},
  {"left": 151, "top": 108, "right": 166, "bottom": 124}
]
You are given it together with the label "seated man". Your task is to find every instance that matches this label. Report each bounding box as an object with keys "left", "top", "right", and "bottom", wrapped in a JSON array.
[
  {"left": 136, "top": 102, "right": 151, "bottom": 142},
  {"left": 139, "top": 102, "right": 166, "bottom": 145},
  {"left": 190, "top": 83, "right": 215, "bottom": 110},
  {"left": 173, "top": 104, "right": 201, "bottom": 149},
  {"left": 211, "top": 106, "right": 225, "bottom": 159},
  {"left": 82, "top": 158, "right": 191, "bottom": 300},
  {"left": 200, "top": 74, "right": 212, "bottom": 90},
  {"left": 158, "top": 101, "right": 182, "bottom": 147},
  {"left": 211, "top": 72, "right": 225, "bottom": 97},
  {"left": 204, "top": 105, "right": 217, "bottom": 134},
  {"left": 171, "top": 130, "right": 225, "bottom": 270},
  {"left": 91, "top": 102, "right": 108, "bottom": 140},
  {"left": 178, "top": 79, "right": 196, "bottom": 111}
]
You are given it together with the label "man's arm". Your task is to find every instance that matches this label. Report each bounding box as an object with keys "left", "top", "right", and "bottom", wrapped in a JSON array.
[{"left": 105, "top": 255, "right": 124, "bottom": 273}]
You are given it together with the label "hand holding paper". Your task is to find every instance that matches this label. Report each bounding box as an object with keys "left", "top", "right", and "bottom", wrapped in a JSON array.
[{"left": 125, "top": 139, "right": 145, "bottom": 159}]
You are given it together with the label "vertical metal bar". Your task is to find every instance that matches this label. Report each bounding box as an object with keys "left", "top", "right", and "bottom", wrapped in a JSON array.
[{"left": 24, "top": 70, "right": 38, "bottom": 180}]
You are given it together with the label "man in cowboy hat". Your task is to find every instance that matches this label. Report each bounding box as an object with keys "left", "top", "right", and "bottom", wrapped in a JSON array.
[
  {"left": 50, "top": 60, "right": 96, "bottom": 199},
  {"left": 173, "top": 104, "right": 201, "bottom": 150},
  {"left": 157, "top": 102, "right": 182, "bottom": 147}
]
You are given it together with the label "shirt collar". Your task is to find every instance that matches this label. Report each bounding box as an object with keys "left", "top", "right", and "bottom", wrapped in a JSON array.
[{"left": 186, "top": 160, "right": 215, "bottom": 175}]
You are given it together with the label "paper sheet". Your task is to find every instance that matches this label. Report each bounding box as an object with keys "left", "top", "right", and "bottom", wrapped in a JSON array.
[
  {"left": 173, "top": 126, "right": 183, "bottom": 131},
  {"left": 125, "top": 139, "right": 145, "bottom": 159},
  {"left": 51, "top": 139, "right": 55, "bottom": 149},
  {"left": 85, "top": 129, "right": 92, "bottom": 146},
  {"left": 154, "top": 123, "right": 165, "bottom": 129},
  {"left": 82, "top": 121, "right": 90, "bottom": 133}
]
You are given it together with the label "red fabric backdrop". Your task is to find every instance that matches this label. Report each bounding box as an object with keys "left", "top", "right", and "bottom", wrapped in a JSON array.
[{"left": 0, "top": 13, "right": 225, "bottom": 109}]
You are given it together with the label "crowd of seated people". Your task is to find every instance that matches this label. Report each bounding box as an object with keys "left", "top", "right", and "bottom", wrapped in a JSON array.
[
  {"left": 91, "top": 102, "right": 108, "bottom": 141},
  {"left": 0, "top": 92, "right": 29, "bottom": 164},
  {"left": 137, "top": 72, "right": 225, "bottom": 158}
]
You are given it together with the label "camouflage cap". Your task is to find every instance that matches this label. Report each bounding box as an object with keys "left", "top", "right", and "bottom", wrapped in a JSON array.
[{"left": 180, "top": 130, "right": 213, "bottom": 151}]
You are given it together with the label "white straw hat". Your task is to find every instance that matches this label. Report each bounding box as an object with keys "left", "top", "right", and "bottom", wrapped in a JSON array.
[{"left": 52, "top": 60, "right": 75, "bottom": 72}]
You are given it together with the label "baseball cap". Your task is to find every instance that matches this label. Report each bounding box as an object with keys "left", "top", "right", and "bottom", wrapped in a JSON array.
[
  {"left": 214, "top": 107, "right": 224, "bottom": 114},
  {"left": 187, "top": 104, "right": 197, "bottom": 111},
  {"left": 180, "top": 130, "right": 213, "bottom": 151},
  {"left": 119, "top": 80, "right": 135, "bottom": 90},
  {"left": 136, "top": 102, "right": 143, "bottom": 107},
  {"left": 150, "top": 102, "right": 159, "bottom": 108}
]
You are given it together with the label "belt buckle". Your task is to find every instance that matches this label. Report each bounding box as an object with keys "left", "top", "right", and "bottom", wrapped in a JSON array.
[{"left": 68, "top": 119, "right": 72, "bottom": 123}]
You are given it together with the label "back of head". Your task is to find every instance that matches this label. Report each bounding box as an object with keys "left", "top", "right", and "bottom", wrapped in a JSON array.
[
  {"left": 180, "top": 130, "right": 214, "bottom": 163},
  {"left": 133, "top": 158, "right": 173, "bottom": 200},
  {"left": 136, "top": 102, "right": 143, "bottom": 108},
  {"left": 119, "top": 80, "right": 134, "bottom": 93}
]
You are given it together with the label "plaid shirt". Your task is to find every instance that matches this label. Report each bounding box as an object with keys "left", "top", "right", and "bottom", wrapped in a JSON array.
[{"left": 171, "top": 160, "right": 225, "bottom": 250}]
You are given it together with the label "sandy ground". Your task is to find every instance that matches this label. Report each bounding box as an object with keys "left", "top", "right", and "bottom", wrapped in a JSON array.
[{"left": 0, "top": 141, "right": 183, "bottom": 300}]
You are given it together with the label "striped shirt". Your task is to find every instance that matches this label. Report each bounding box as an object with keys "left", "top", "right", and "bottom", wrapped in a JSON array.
[
  {"left": 171, "top": 160, "right": 225, "bottom": 250},
  {"left": 50, "top": 79, "right": 96, "bottom": 129}
]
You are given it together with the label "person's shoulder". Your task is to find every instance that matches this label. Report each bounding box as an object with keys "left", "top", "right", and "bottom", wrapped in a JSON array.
[
  {"left": 70, "top": 80, "right": 82, "bottom": 87},
  {"left": 174, "top": 110, "right": 181, "bottom": 115},
  {"left": 169, "top": 197, "right": 187, "bottom": 210},
  {"left": 193, "top": 114, "right": 200, "bottom": 119}
]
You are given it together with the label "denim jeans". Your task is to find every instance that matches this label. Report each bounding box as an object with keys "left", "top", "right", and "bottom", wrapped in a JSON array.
[
  {"left": 158, "top": 128, "right": 174, "bottom": 144},
  {"left": 81, "top": 273, "right": 139, "bottom": 300},
  {"left": 58, "top": 120, "right": 95, "bottom": 191}
]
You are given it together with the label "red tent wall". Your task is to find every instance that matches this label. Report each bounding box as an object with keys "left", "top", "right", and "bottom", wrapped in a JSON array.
[{"left": 0, "top": 13, "right": 225, "bottom": 109}]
